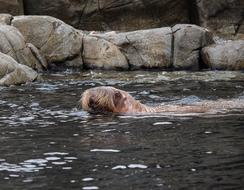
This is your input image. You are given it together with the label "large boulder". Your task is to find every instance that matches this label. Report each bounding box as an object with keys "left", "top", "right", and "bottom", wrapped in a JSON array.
[
  {"left": 172, "top": 24, "right": 214, "bottom": 70},
  {"left": 0, "top": 52, "right": 38, "bottom": 86},
  {"left": 0, "top": 0, "right": 24, "bottom": 15},
  {"left": 92, "top": 28, "right": 172, "bottom": 69},
  {"left": 82, "top": 35, "right": 128, "bottom": 70},
  {"left": 0, "top": 25, "right": 46, "bottom": 70},
  {"left": 201, "top": 40, "right": 244, "bottom": 70},
  {"left": 23, "top": 0, "right": 190, "bottom": 31},
  {"left": 12, "top": 16, "right": 83, "bottom": 69},
  {"left": 196, "top": 0, "right": 244, "bottom": 38}
]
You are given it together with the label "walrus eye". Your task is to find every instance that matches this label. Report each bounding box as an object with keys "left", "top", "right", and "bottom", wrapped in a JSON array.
[
  {"left": 88, "top": 97, "right": 96, "bottom": 108},
  {"left": 114, "top": 91, "right": 122, "bottom": 99},
  {"left": 113, "top": 91, "right": 123, "bottom": 108}
]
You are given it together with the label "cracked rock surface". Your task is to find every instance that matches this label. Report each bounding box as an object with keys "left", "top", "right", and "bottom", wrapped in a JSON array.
[
  {"left": 83, "top": 35, "right": 128, "bottom": 70},
  {"left": 0, "top": 52, "right": 38, "bottom": 86},
  {"left": 201, "top": 40, "right": 244, "bottom": 70},
  {"left": 23, "top": 0, "right": 190, "bottom": 31},
  {"left": 12, "top": 16, "right": 83, "bottom": 69},
  {"left": 0, "top": 24, "right": 46, "bottom": 70},
  {"left": 0, "top": 0, "right": 23, "bottom": 15},
  {"left": 20, "top": 0, "right": 244, "bottom": 38},
  {"left": 91, "top": 28, "right": 172, "bottom": 69},
  {"left": 196, "top": 0, "right": 244, "bottom": 38},
  {"left": 0, "top": 13, "right": 241, "bottom": 71},
  {"left": 172, "top": 24, "right": 214, "bottom": 70}
]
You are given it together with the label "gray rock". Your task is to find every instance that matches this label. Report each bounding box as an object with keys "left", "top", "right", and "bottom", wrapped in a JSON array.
[
  {"left": 23, "top": 0, "right": 190, "bottom": 31},
  {"left": 0, "top": 0, "right": 24, "bottom": 15},
  {"left": 82, "top": 35, "right": 128, "bottom": 70},
  {"left": 0, "top": 52, "right": 38, "bottom": 86},
  {"left": 12, "top": 16, "right": 83, "bottom": 69},
  {"left": 201, "top": 40, "right": 244, "bottom": 70},
  {"left": 0, "top": 14, "right": 13, "bottom": 25},
  {"left": 172, "top": 24, "right": 214, "bottom": 70},
  {"left": 27, "top": 43, "right": 48, "bottom": 70},
  {"left": 0, "top": 25, "right": 46, "bottom": 70},
  {"left": 196, "top": 0, "right": 244, "bottom": 37},
  {"left": 93, "top": 28, "right": 172, "bottom": 69}
]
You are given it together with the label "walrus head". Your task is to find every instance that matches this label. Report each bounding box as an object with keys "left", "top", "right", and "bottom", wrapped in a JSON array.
[{"left": 81, "top": 86, "right": 144, "bottom": 113}]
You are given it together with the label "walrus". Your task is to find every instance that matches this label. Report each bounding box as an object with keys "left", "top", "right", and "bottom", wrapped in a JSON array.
[{"left": 81, "top": 86, "right": 244, "bottom": 114}]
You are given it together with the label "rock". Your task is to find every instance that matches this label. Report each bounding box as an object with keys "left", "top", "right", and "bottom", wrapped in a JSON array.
[
  {"left": 93, "top": 28, "right": 172, "bottom": 69},
  {"left": 27, "top": 43, "right": 48, "bottom": 70},
  {"left": 236, "top": 24, "right": 244, "bottom": 39},
  {"left": 172, "top": 24, "right": 214, "bottom": 70},
  {"left": 196, "top": 0, "right": 244, "bottom": 37},
  {"left": 0, "top": 14, "right": 13, "bottom": 25},
  {"left": 0, "top": 52, "right": 38, "bottom": 86},
  {"left": 12, "top": 16, "right": 83, "bottom": 69},
  {"left": 0, "top": 0, "right": 24, "bottom": 15},
  {"left": 0, "top": 25, "right": 46, "bottom": 70},
  {"left": 23, "top": 0, "right": 83, "bottom": 28},
  {"left": 201, "top": 40, "right": 244, "bottom": 70},
  {"left": 82, "top": 35, "right": 128, "bottom": 70},
  {"left": 23, "top": 0, "right": 190, "bottom": 31}
]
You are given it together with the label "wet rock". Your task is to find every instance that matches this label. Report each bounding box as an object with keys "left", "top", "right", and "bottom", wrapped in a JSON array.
[
  {"left": 82, "top": 35, "right": 128, "bottom": 70},
  {"left": 23, "top": 0, "right": 190, "bottom": 31},
  {"left": 201, "top": 40, "right": 244, "bottom": 70},
  {"left": 0, "top": 14, "right": 13, "bottom": 25},
  {"left": 196, "top": 0, "right": 244, "bottom": 37},
  {"left": 0, "top": 0, "right": 24, "bottom": 15},
  {"left": 93, "top": 28, "right": 172, "bottom": 69},
  {"left": 0, "top": 24, "right": 46, "bottom": 70},
  {"left": 12, "top": 16, "right": 83, "bottom": 69},
  {"left": 172, "top": 24, "right": 214, "bottom": 70},
  {"left": 0, "top": 52, "right": 38, "bottom": 86}
]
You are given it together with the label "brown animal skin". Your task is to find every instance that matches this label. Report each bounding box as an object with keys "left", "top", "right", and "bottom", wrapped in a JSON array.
[{"left": 81, "top": 86, "right": 244, "bottom": 114}]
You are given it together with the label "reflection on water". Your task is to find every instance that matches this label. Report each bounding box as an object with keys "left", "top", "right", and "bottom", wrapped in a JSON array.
[{"left": 0, "top": 71, "right": 244, "bottom": 190}]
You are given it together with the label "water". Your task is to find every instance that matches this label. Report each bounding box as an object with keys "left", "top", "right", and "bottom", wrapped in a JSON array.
[{"left": 0, "top": 71, "right": 243, "bottom": 190}]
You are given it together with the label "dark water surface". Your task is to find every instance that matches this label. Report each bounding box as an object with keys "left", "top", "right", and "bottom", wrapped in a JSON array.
[{"left": 0, "top": 71, "right": 244, "bottom": 190}]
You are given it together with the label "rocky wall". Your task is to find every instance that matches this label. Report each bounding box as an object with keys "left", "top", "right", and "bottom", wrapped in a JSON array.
[
  {"left": 0, "top": 14, "right": 243, "bottom": 86},
  {"left": 18, "top": 0, "right": 244, "bottom": 38}
]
